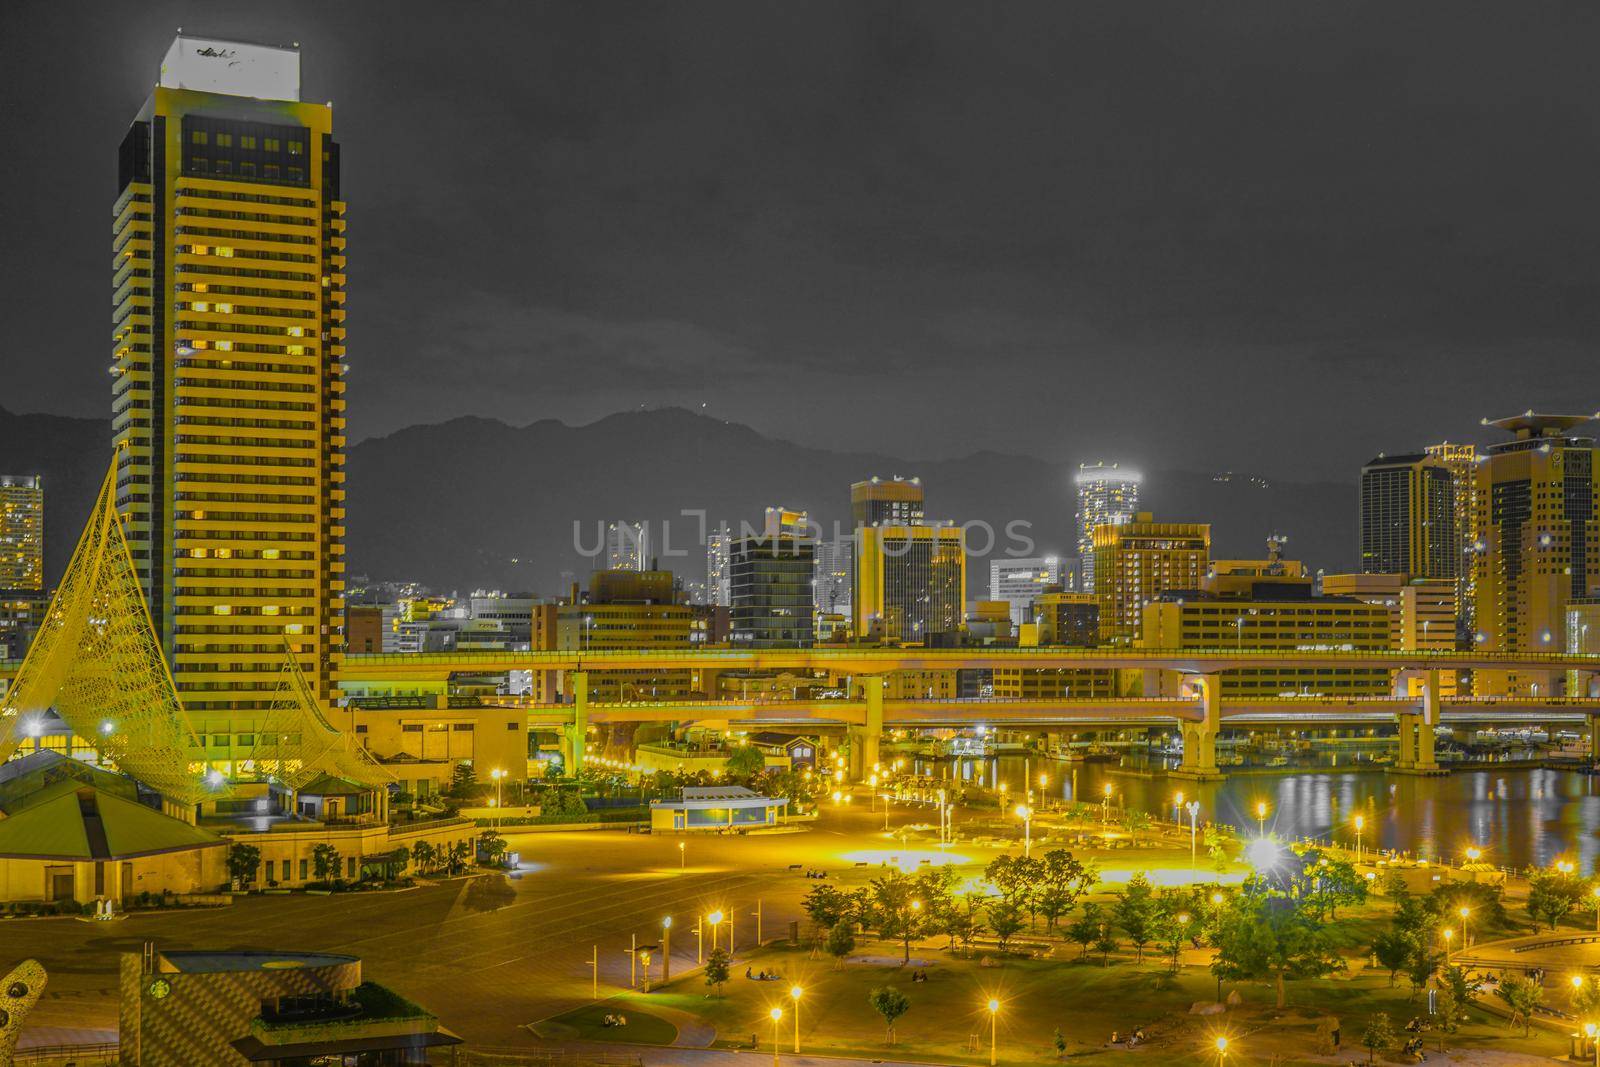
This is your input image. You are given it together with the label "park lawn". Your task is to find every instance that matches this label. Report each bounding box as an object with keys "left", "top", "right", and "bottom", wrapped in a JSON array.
[
  {"left": 539, "top": 1002, "right": 679, "bottom": 1045},
  {"left": 648, "top": 939, "right": 1572, "bottom": 1065}
]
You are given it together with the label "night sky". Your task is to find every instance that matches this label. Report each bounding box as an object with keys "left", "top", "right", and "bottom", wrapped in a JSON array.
[{"left": 2, "top": 1, "right": 1597, "bottom": 481}]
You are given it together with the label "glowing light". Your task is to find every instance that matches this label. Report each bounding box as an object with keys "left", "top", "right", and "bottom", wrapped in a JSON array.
[
  {"left": 708, "top": 910, "right": 724, "bottom": 925},
  {"left": 1244, "top": 837, "right": 1284, "bottom": 873},
  {"left": 987, "top": 998, "right": 1000, "bottom": 1014},
  {"left": 790, "top": 985, "right": 803, "bottom": 1001},
  {"left": 770, "top": 1007, "right": 783, "bottom": 1021},
  {"left": 840, "top": 848, "right": 970, "bottom": 871}
]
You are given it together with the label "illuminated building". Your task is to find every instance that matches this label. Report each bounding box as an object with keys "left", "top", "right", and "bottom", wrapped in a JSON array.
[
  {"left": 1323, "top": 572, "right": 1458, "bottom": 694},
  {"left": 1359, "top": 452, "right": 1457, "bottom": 579},
  {"left": 992, "top": 666, "right": 1114, "bottom": 700},
  {"left": 705, "top": 522, "right": 731, "bottom": 607},
  {"left": 111, "top": 36, "right": 346, "bottom": 745},
  {"left": 813, "top": 534, "right": 853, "bottom": 617},
  {"left": 556, "top": 570, "right": 693, "bottom": 699},
  {"left": 1568, "top": 597, "right": 1600, "bottom": 697},
  {"left": 853, "top": 524, "right": 965, "bottom": 643},
  {"left": 0, "top": 476, "right": 44, "bottom": 660},
  {"left": 1031, "top": 591, "right": 1098, "bottom": 646},
  {"left": 1091, "top": 513, "right": 1207, "bottom": 644},
  {"left": 604, "top": 521, "right": 648, "bottom": 572},
  {"left": 1075, "top": 462, "right": 1140, "bottom": 593},
  {"left": 1424, "top": 441, "right": 1478, "bottom": 633},
  {"left": 1470, "top": 412, "right": 1600, "bottom": 695},
  {"left": 730, "top": 534, "right": 815, "bottom": 647},
  {"left": 1143, "top": 560, "right": 1391, "bottom": 697},
  {"left": 989, "top": 556, "right": 1062, "bottom": 626},
  {"left": 851, "top": 476, "right": 924, "bottom": 527},
  {"left": 763, "top": 506, "right": 810, "bottom": 537}
]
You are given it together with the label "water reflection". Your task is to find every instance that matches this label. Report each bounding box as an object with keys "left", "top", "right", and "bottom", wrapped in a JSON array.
[{"left": 909, "top": 755, "right": 1600, "bottom": 870}]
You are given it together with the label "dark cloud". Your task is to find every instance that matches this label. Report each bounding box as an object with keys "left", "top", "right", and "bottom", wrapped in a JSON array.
[{"left": 1, "top": 0, "right": 1596, "bottom": 479}]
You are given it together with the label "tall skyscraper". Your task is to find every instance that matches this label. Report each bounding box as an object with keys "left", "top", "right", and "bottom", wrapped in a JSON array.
[
  {"left": 1470, "top": 412, "right": 1600, "bottom": 695},
  {"left": 0, "top": 476, "right": 43, "bottom": 594},
  {"left": 989, "top": 556, "right": 1063, "bottom": 626},
  {"left": 112, "top": 37, "right": 346, "bottom": 738},
  {"left": 0, "top": 476, "right": 45, "bottom": 662},
  {"left": 1074, "top": 462, "right": 1140, "bottom": 593},
  {"left": 705, "top": 522, "right": 731, "bottom": 606},
  {"left": 1359, "top": 452, "right": 1457, "bottom": 579},
  {"left": 1424, "top": 441, "right": 1478, "bottom": 634},
  {"left": 854, "top": 524, "right": 965, "bottom": 643},
  {"left": 851, "top": 476, "right": 924, "bottom": 527},
  {"left": 1091, "top": 512, "right": 1208, "bottom": 643},
  {"left": 813, "top": 533, "right": 854, "bottom": 617},
  {"left": 730, "top": 533, "right": 816, "bottom": 647},
  {"left": 605, "top": 521, "right": 647, "bottom": 571}
]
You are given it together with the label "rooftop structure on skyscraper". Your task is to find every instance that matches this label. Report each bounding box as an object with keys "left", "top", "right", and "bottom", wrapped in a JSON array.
[{"left": 1074, "top": 462, "right": 1141, "bottom": 593}]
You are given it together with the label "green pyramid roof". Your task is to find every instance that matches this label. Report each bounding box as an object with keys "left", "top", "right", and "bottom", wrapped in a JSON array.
[{"left": 0, "top": 785, "right": 223, "bottom": 861}]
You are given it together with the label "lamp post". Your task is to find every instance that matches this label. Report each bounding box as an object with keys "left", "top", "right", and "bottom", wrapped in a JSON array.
[
  {"left": 696, "top": 914, "right": 704, "bottom": 964},
  {"left": 490, "top": 768, "right": 505, "bottom": 826},
  {"left": 1586, "top": 1022, "right": 1599, "bottom": 1067},
  {"left": 640, "top": 950, "right": 653, "bottom": 993},
  {"left": 1101, "top": 782, "right": 1113, "bottom": 827},
  {"left": 1458, "top": 905, "right": 1471, "bottom": 950},
  {"left": 590, "top": 945, "right": 598, "bottom": 999},
  {"left": 769, "top": 1007, "right": 783, "bottom": 1067},
  {"left": 679, "top": 840, "right": 686, "bottom": 869},
  {"left": 1353, "top": 814, "right": 1364, "bottom": 863},
  {"left": 1186, "top": 800, "right": 1201, "bottom": 869},
  {"left": 1442, "top": 926, "right": 1454, "bottom": 963},
  {"left": 1173, "top": 791, "right": 1184, "bottom": 826},
  {"left": 986, "top": 999, "right": 1000, "bottom": 1067},
  {"left": 662, "top": 917, "right": 672, "bottom": 982},
  {"left": 1255, "top": 800, "right": 1268, "bottom": 837},
  {"left": 1215, "top": 1036, "right": 1230, "bottom": 1063},
  {"left": 790, "top": 985, "right": 803, "bottom": 1053},
  {"left": 708, "top": 910, "right": 725, "bottom": 954},
  {"left": 1015, "top": 804, "right": 1033, "bottom": 858}
]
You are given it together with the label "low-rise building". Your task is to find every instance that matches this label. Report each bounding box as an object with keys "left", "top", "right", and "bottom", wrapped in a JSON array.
[{"left": 648, "top": 785, "right": 788, "bottom": 833}]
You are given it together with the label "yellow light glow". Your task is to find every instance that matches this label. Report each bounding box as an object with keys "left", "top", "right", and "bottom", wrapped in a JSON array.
[
  {"left": 770, "top": 1007, "right": 783, "bottom": 1021},
  {"left": 790, "top": 985, "right": 803, "bottom": 1001},
  {"left": 708, "top": 910, "right": 724, "bottom": 925},
  {"left": 987, "top": 999, "right": 1000, "bottom": 1014},
  {"left": 840, "top": 848, "right": 969, "bottom": 871}
]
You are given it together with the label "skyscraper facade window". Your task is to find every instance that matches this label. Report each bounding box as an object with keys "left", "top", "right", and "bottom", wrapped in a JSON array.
[
  {"left": 1359, "top": 453, "right": 1456, "bottom": 580},
  {"left": 705, "top": 523, "right": 731, "bottom": 606},
  {"left": 1092, "top": 513, "right": 1209, "bottom": 644},
  {"left": 605, "top": 521, "right": 647, "bottom": 572},
  {"left": 730, "top": 534, "right": 816, "bottom": 647},
  {"left": 989, "top": 556, "right": 1062, "bottom": 626},
  {"left": 1074, "top": 462, "right": 1140, "bottom": 594},
  {"left": 0, "top": 476, "right": 43, "bottom": 594},
  {"left": 853, "top": 524, "right": 965, "bottom": 643},
  {"left": 112, "top": 37, "right": 346, "bottom": 752},
  {"left": 850, "top": 476, "right": 924, "bottom": 528}
]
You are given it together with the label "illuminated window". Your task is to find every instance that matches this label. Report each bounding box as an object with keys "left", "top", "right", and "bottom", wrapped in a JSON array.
[
  {"left": 192, "top": 301, "right": 210, "bottom": 312},
  {"left": 193, "top": 282, "right": 208, "bottom": 293},
  {"left": 262, "top": 549, "right": 280, "bottom": 559},
  {"left": 213, "top": 605, "right": 232, "bottom": 615},
  {"left": 190, "top": 548, "right": 207, "bottom": 558},
  {"left": 216, "top": 247, "right": 234, "bottom": 258},
  {"left": 262, "top": 605, "right": 280, "bottom": 616},
  {"left": 191, "top": 131, "right": 208, "bottom": 145},
  {"left": 215, "top": 303, "right": 233, "bottom": 314},
  {"left": 216, "top": 341, "right": 232, "bottom": 352},
  {"left": 192, "top": 245, "right": 209, "bottom": 255}
]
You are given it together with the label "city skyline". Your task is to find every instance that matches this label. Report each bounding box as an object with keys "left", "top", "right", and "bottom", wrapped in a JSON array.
[{"left": 4, "top": 2, "right": 1599, "bottom": 482}]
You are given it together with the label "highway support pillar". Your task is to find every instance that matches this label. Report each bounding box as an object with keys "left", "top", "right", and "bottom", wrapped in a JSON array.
[
  {"left": 1171, "top": 673, "right": 1225, "bottom": 781},
  {"left": 849, "top": 675, "right": 884, "bottom": 782},
  {"left": 563, "top": 671, "right": 588, "bottom": 777},
  {"left": 1589, "top": 715, "right": 1600, "bottom": 766},
  {"left": 1393, "top": 669, "right": 1444, "bottom": 775}
]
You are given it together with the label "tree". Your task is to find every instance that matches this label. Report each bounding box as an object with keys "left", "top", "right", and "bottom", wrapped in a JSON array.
[
  {"left": 725, "top": 745, "right": 766, "bottom": 779},
  {"left": 1066, "top": 903, "right": 1103, "bottom": 959},
  {"left": 1369, "top": 929, "right": 1412, "bottom": 987},
  {"left": 311, "top": 843, "right": 341, "bottom": 883},
  {"left": 1211, "top": 882, "right": 1342, "bottom": 1009},
  {"left": 1093, "top": 926, "right": 1119, "bottom": 967},
  {"left": 1120, "top": 808, "right": 1151, "bottom": 845},
  {"left": 1428, "top": 881, "right": 1508, "bottom": 936},
  {"left": 1036, "top": 850, "right": 1096, "bottom": 930},
  {"left": 704, "top": 948, "right": 731, "bottom": 995},
  {"left": 1301, "top": 854, "right": 1367, "bottom": 920},
  {"left": 445, "top": 840, "right": 472, "bottom": 875},
  {"left": 1495, "top": 975, "right": 1543, "bottom": 1037},
  {"left": 1203, "top": 825, "right": 1231, "bottom": 872},
  {"left": 868, "top": 986, "right": 911, "bottom": 1044},
  {"left": 825, "top": 922, "right": 856, "bottom": 969},
  {"left": 803, "top": 885, "right": 849, "bottom": 939},
  {"left": 1153, "top": 892, "right": 1195, "bottom": 973},
  {"left": 870, "top": 870, "right": 925, "bottom": 964},
  {"left": 410, "top": 840, "right": 437, "bottom": 874},
  {"left": 986, "top": 898, "right": 1025, "bottom": 952},
  {"left": 1361, "top": 1012, "right": 1395, "bottom": 1065},
  {"left": 1435, "top": 965, "right": 1480, "bottom": 1052},
  {"left": 1572, "top": 973, "right": 1600, "bottom": 1020},
  {"left": 478, "top": 830, "right": 507, "bottom": 865},
  {"left": 1527, "top": 868, "right": 1585, "bottom": 931},
  {"left": 378, "top": 845, "right": 410, "bottom": 882},
  {"left": 448, "top": 762, "right": 478, "bottom": 798},
  {"left": 226, "top": 843, "right": 261, "bottom": 888},
  {"left": 1403, "top": 940, "right": 1443, "bottom": 1001},
  {"left": 1113, "top": 873, "right": 1157, "bottom": 962}
]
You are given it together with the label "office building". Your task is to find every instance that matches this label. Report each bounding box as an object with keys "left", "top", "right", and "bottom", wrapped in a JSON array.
[
  {"left": 705, "top": 522, "right": 731, "bottom": 606},
  {"left": 605, "top": 521, "right": 648, "bottom": 572},
  {"left": 1425, "top": 441, "right": 1478, "bottom": 632},
  {"left": 730, "top": 533, "right": 816, "bottom": 647},
  {"left": 1568, "top": 597, "right": 1600, "bottom": 697},
  {"left": 556, "top": 570, "right": 693, "bottom": 700},
  {"left": 763, "top": 507, "right": 810, "bottom": 537},
  {"left": 1470, "top": 413, "right": 1600, "bottom": 695},
  {"left": 1032, "top": 591, "right": 1099, "bottom": 646},
  {"left": 1359, "top": 452, "right": 1457, "bottom": 579},
  {"left": 111, "top": 37, "right": 346, "bottom": 741},
  {"left": 851, "top": 476, "right": 924, "bottom": 527},
  {"left": 1091, "top": 513, "right": 1208, "bottom": 644},
  {"left": 1144, "top": 561, "right": 1391, "bottom": 697},
  {"left": 854, "top": 524, "right": 965, "bottom": 643},
  {"left": 1074, "top": 462, "right": 1141, "bottom": 593},
  {"left": 989, "top": 556, "right": 1063, "bottom": 626},
  {"left": 813, "top": 534, "right": 853, "bottom": 617},
  {"left": 1323, "top": 572, "right": 1458, "bottom": 694}
]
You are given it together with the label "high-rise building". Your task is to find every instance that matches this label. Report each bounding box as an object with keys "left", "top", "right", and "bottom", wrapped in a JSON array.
[
  {"left": 557, "top": 569, "right": 693, "bottom": 700},
  {"left": 1091, "top": 512, "right": 1208, "bottom": 643},
  {"left": 851, "top": 476, "right": 924, "bottom": 527},
  {"left": 1031, "top": 591, "right": 1099, "bottom": 646},
  {"left": 605, "top": 521, "right": 648, "bottom": 572},
  {"left": 813, "top": 534, "right": 853, "bottom": 617},
  {"left": 1323, "top": 572, "right": 1459, "bottom": 694},
  {"left": 853, "top": 524, "right": 965, "bottom": 643},
  {"left": 0, "top": 476, "right": 43, "bottom": 594},
  {"left": 730, "top": 534, "right": 816, "bottom": 647},
  {"left": 1359, "top": 453, "right": 1457, "bottom": 579},
  {"left": 1470, "top": 412, "right": 1600, "bottom": 695},
  {"left": 705, "top": 522, "right": 731, "bottom": 607},
  {"left": 1424, "top": 441, "right": 1479, "bottom": 634},
  {"left": 989, "top": 557, "right": 1063, "bottom": 626},
  {"left": 1568, "top": 597, "right": 1600, "bottom": 697},
  {"left": 1074, "top": 462, "right": 1141, "bottom": 593},
  {"left": 112, "top": 37, "right": 347, "bottom": 737},
  {"left": 763, "top": 507, "right": 810, "bottom": 537}
]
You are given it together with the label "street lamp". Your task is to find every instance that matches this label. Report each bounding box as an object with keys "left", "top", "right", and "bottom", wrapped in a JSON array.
[
  {"left": 661, "top": 917, "right": 672, "bottom": 982},
  {"left": 1215, "top": 1035, "right": 1230, "bottom": 1063},
  {"left": 1458, "top": 906, "right": 1471, "bottom": 950},
  {"left": 1101, "top": 782, "right": 1113, "bottom": 826},
  {"left": 639, "top": 949, "right": 653, "bottom": 993},
  {"left": 1586, "top": 1022, "right": 1599, "bottom": 1067},
  {"left": 679, "top": 840, "right": 686, "bottom": 869},
  {"left": 490, "top": 768, "right": 505, "bottom": 827},
  {"left": 769, "top": 1007, "right": 783, "bottom": 1067},
  {"left": 986, "top": 999, "right": 1000, "bottom": 1067},
  {"left": 708, "top": 910, "right": 725, "bottom": 953},
  {"left": 790, "top": 985, "right": 803, "bottom": 1053},
  {"left": 1255, "top": 800, "right": 1268, "bottom": 837},
  {"left": 1442, "top": 926, "right": 1454, "bottom": 962},
  {"left": 1173, "top": 790, "right": 1185, "bottom": 825},
  {"left": 1185, "top": 800, "right": 1201, "bottom": 869},
  {"left": 1353, "top": 815, "right": 1364, "bottom": 863},
  {"left": 1015, "top": 804, "right": 1033, "bottom": 858}
]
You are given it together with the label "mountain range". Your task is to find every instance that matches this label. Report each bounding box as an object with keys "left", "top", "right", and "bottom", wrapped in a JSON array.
[{"left": 1, "top": 405, "right": 1356, "bottom": 596}]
